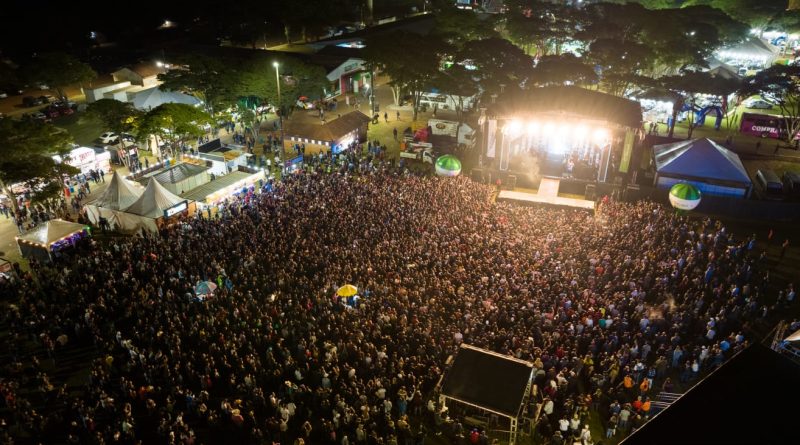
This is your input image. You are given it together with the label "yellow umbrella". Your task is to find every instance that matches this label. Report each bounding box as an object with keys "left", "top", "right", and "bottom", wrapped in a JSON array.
[{"left": 336, "top": 284, "right": 358, "bottom": 297}]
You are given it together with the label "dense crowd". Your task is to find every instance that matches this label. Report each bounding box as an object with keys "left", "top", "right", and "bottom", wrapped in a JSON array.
[{"left": 0, "top": 168, "right": 786, "bottom": 445}]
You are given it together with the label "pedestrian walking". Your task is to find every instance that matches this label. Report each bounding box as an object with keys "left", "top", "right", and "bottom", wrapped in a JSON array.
[
  {"left": 781, "top": 239, "right": 790, "bottom": 260},
  {"left": 393, "top": 127, "right": 398, "bottom": 141},
  {"left": 396, "top": 111, "right": 400, "bottom": 121},
  {"left": 384, "top": 112, "right": 389, "bottom": 123}
]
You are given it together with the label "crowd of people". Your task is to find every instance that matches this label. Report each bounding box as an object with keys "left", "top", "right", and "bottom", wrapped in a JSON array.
[{"left": 0, "top": 166, "right": 786, "bottom": 445}]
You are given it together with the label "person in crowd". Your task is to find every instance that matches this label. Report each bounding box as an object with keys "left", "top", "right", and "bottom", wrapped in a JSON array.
[{"left": 0, "top": 160, "right": 773, "bottom": 444}]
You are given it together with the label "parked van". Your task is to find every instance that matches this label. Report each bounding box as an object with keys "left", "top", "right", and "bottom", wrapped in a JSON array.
[
  {"left": 782, "top": 171, "right": 800, "bottom": 198},
  {"left": 755, "top": 169, "right": 784, "bottom": 200}
]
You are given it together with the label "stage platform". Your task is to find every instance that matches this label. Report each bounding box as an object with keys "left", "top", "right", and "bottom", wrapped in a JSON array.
[{"left": 497, "top": 178, "right": 595, "bottom": 211}]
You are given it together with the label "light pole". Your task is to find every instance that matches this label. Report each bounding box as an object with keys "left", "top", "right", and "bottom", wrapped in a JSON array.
[{"left": 273, "top": 62, "right": 286, "bottom": 176}]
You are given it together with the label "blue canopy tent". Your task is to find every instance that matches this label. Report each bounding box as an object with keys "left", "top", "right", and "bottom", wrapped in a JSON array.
[{"left": 653, "top": 138, "right": 752, "bottom": 198}]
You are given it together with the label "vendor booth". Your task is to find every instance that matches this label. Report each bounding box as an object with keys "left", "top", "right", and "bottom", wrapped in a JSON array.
[
  {"left": 16, "top": 219, "right": 91, "bottom": 263},
  {"left": 181, "top": 169, "right": 266, "bottom": 209},
  {"left": 653, "top": 138, "right": 752, "bottom": 198},
  {"left": 53, "top": 146, "right": 112, "bottom": 175}
]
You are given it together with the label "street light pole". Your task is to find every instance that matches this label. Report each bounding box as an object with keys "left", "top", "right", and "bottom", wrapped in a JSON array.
[{"left": 273, "top": 62, "right": 286, "bottom": 176}]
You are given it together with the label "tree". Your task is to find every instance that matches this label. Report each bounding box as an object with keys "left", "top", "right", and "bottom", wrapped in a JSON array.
[
  {"left": 0, "top": 119, "right": 74, "bottom": 213},
  {"left": 659, "top": 70, "right": 736, "bottom": 138},
  {"left": 157, "top": 54, "right": 239, "bottom": 114},
  {"left": 457, "top": 38, "right": 534, "bottom": 97},
  {"left": 532, "top": 54, "right": 598, "bottom": 86},
  {"left": 683, "top": 0, "right": 786, "bottom": 33},
  {"left": 739, "top": 65, "right": 800, "bottom": 144},
  {"left": 503, "top": 0, "right": 585, "bottom": 56},
  {"left": 86, "top": 99, "right": 143, "bottom": 168},
  {"left": 430, "top": 64, "right": 480, "bottom": 127},
  {"left": 237, "top": 56, "right": 329, "bottom": 115},
  {"left": 22, "top": 52, "right": 96, "bottom": 102},
  {"left": 138, "top": 104, "right": 214, "bottom": 160},
  {"left": 433, "top": 5, "right": 497, "bottom": 50},
  {"left": 364, "top": 31, "right": 449, "bottom": 120}
]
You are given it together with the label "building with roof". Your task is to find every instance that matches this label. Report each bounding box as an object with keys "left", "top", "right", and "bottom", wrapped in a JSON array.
[
  {"left": 137, "top": 162, "right": 210, "bottom": 196},
  {"left": 112, "top": 62, "right": 164, "bottom": 87},
  {"left": 284, "top": 110, "right": 371, "bottom": 155},
  {"left": 653, "top": 138, "right": 752, "bottom": 198},
  {"left": 195, "top": 139, "right": 251, "bottom": 176}
]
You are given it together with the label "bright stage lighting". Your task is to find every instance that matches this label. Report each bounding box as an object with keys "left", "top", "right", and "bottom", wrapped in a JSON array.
[
  {"left": 592, "top": 128, "right": 609, "bottom": 145},
  {"left": 526, "top": 121, "right": 540, "bottom": 135},
  {"left": 504, "top": 120, "right": 523, "bottom": 137},
  {"left": 543, "top": 121, "right": 555, "bottom": 135},
  {"left": 575, "top": 124, "right": 589, "bottom": 139}
]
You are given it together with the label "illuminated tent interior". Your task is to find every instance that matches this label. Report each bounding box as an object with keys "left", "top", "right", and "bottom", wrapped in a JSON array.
[{"left": 16, "top": 219, "right": 91, "bottom": 263}]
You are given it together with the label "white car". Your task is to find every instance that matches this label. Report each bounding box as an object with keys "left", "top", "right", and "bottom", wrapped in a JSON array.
[
  {"left": 99, "top": 132, "right": 118, "bottom": 144},
  {"left": 744, "top": 99, "right": 772, "bottom": 110}
]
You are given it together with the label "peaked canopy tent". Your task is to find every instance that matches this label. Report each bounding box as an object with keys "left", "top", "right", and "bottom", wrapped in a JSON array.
[
  {"left": 84, "top": 171, "right": 144, "bottom": 229},
  {"left": 653, "top": 138, "right": 752, "bottom": 198},
  {"left": 16, "top": 219, "right": 91, "bottom": 263},
  {"left": 440, "top": 344, "right": 534, "bottom": 444},
  {"left": 131, "top": 87, "right": 203, "bottom": 110},
  {"left": 87, "top": 177, "right": 195, "bottom": 233}
]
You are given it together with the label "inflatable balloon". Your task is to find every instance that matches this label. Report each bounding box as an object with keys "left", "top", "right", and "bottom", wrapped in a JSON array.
[
  {"left": 669, "top": 183, "right": 701, "bottom": 210},
  {"left": 435, "top": 155, "right": 462, "bottom": 177}
]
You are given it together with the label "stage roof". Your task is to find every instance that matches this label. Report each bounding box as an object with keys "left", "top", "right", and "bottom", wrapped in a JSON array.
[
  {"left": 622, "top": 344, "right": 800, "bottom": 445},
  {"left": 441, "top": 344, "right": 533, "bottom": 418},
  {"left": 490, "top": 86, "right": 642, "bottom": 129}
]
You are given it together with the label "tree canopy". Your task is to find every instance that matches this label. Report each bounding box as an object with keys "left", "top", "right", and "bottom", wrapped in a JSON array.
[
  {"left": 21, "top": 52, "right": 96, "bottom": 101},
  {"left": 739, "top": 65, "right": 800, "bottom": 143},
  {"left": 138, "top": 104, "right": 213, "bottom": 159},
  {"left": 0, "top": 119, "right": 75, "bottom": 211},
  {"left": 158, "top": 54, "right": 239, "bottom": 113}
]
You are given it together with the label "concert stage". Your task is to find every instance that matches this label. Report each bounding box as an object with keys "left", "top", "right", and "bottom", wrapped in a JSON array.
[{"left": 497, "top": 177, "right": 595, "bottom": 211}]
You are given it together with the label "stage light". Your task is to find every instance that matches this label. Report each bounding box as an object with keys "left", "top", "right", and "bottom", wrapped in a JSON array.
[
  {"left": 557, "top": 123, "right": 571, "bottom": 140},
  {"left": 504, "top": 120, "right": 523, "bottom": 137},
  {"left": 575, "top": 124, "right": 589, "bottom": 139},
  {"left": 543, "top": 121, "right": 555, "bottom": 135},
  {"left": 592, "top": 128, "right": 609, "bottom": 145},
  {"left": 526, "top": 121, "right": 540, "bottom": 135}
]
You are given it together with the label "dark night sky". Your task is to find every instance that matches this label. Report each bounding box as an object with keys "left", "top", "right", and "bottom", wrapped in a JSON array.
[{"left": 1, "top": 0, "right": 199, "bottom": 56}]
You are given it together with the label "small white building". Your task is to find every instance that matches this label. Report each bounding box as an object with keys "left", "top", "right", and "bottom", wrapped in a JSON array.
[{"left": 112, "top": 62, "right": 163, "bottom": 88}]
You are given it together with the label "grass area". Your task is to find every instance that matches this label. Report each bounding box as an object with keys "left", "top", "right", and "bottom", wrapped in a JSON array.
[{"left": 53, "top": 112, "right": 104, "bottom": 146}]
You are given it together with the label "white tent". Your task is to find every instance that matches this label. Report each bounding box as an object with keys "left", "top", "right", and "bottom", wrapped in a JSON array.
[
  {"left": 84, "top": 171, "right": 146, "bottom": 229},
  {"left": 131, "top": 87, "right": 202, "bottom": 110},
  {"left": 85, "top": 176, "right": 191, "bottom": 234},
  {"left": 124, "top": 177, "right": 186, "bottom": 218},
  {"left": 16, "top": 219, "right": 91, "bottom": 262},
  {"left": 91, "top": 171, "right": 143, "bottom": 210}
]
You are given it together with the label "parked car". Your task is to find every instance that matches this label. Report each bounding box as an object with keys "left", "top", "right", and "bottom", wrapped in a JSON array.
[
  {"left": 29, "top": 111, "right": 50, "bottom": 122},
  {"left": 42, "top": 107, "right": 61, "bottom": 119},
  {"left": 743, "top": 98, "right": 772, "bottom": 109},
  {"left": 0, "top": 92, "right": 7, "bottom": 99},
  {"left": 754, "top": 169, "right": 784, "bottom": 200},
  {"left": 783, "top": 171, "right": 800, "bottom": 198},
  {"left": 99, "top": 132, "right": 119, "bottom": 144},
  {"left": 22, "top": 96, "right": 43, "bottom": 107},
  {"left": 39, "top": 95, "right": 57, "bottom": 104}
]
